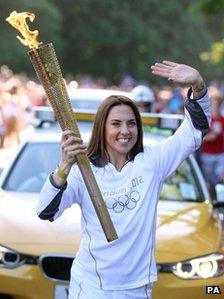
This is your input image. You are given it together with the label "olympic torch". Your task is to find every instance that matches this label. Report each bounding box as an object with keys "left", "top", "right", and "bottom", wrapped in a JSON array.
[{"left": 6, "top": 11, "right": 118, "bottom": 242}]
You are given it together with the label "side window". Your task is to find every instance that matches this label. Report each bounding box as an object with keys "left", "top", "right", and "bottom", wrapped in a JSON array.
[{"left": 160, "top": 159, "right": 201, "bottom": 202}]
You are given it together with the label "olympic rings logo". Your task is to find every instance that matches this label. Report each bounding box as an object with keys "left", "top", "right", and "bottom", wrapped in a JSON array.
[{"left": 105, "top": 190, "right": 140, "bottom": 213}]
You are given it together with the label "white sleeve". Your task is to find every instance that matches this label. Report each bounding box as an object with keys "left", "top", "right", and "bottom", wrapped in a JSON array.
[
  {"left": 153, "top": 91, "right": 211, "bottom": 181},
  {"left": 36, "top": 165, "right": 83, "bottom": 221}
]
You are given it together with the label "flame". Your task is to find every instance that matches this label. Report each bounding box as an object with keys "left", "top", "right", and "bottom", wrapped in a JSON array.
[{"left": 6, "top": 11, "right": 42, "bottom": 49}]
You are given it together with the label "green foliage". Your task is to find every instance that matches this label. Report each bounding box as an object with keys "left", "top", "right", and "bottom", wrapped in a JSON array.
[
  {"left": 192, "top": 0, "right": 224, "bottom": 72},
  {"left": 192, "top": 0, "right": 224, "bottom": 15},
  {"left": 0, "top": 0, "right": 64, "bottom": 74},
  {"left": 200, "top": 37, "right": 224, "bottom": 69},
  {"left": 201, "top": 40, "right": 224, "bottom": 65},
  {"left": 0, "top": 0, "right": 220, "bottom": 82},
  {"left": 52, "top": 0, "right": 215, "bottom": 83}
]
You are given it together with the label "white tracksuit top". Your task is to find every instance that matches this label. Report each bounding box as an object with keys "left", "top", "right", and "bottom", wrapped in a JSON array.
[{"left": 37, "top": 91, "right": 210, "bottom": 290}]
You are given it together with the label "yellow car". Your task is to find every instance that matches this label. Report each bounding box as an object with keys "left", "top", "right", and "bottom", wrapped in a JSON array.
[{"left": 0, "top": 109, "right": 223, "bottom": 299}]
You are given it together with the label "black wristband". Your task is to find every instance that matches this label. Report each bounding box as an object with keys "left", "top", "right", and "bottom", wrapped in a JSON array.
[
  {"left": 49, "top": 173, "right": 67, "bottom": 190},
  {"left": 184, "top": 89, "right": 209, "bottom": 137},
  {"left": 187, "top": 87, "right": 207, "bottom": 101}
]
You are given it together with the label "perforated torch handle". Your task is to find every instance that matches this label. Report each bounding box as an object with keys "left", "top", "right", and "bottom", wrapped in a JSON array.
[{"left": 29, "top": 43, "right": 118, "bottom": 242}]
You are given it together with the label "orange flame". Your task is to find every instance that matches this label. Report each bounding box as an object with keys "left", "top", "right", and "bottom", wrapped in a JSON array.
[{"left": 6, "top": 11, "right": 42, "bottom": 49}]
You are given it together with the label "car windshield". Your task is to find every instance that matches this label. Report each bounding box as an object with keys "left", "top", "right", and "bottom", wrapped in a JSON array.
[
  {"left": 160, "top": 159, "right": 201, "bottom": 202},
  {"left": 71, "top": 99, "right": 101, "bottom": 110},
  {"left": 2, "top": 141, "right": 202, "bottom": 202},
  {"left": 3, "top": 143, "right": 60, "bottom": 193}
]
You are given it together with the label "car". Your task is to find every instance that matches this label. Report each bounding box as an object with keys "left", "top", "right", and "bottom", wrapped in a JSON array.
[
  {"left": 0, "top": 108, "right": 224, "bottom": 299},
  {"left": 68, "top": 88, "right": 133, "bottom": 110}
]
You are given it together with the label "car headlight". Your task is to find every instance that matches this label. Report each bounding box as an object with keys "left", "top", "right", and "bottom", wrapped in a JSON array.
[
  {"left": 158, "top": 253, "right": 224, "bottom": 279},
  {"left": 0, "top": 245, "right": 24, "bottom": 269}
]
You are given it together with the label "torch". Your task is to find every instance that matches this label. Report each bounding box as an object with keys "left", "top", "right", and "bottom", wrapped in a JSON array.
[{"left": 6, "top": 11, "right": 118, "bottom": 242}]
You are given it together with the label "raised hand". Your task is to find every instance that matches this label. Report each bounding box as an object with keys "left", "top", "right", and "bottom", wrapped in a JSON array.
[{"left": 151, "top": 60, "right": 206, "bottom": 98}]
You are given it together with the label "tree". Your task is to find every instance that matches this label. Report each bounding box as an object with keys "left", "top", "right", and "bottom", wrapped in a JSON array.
[
  {"left": 192, "top": 0, "right": 224, "bottom": 15},
  {"left": 0, "top": 0, "right": 64, "bottom": 74},
  {"left": 0, "top": 0, "right": 217, "bottom": 82},
  {"left": 192, "top": 0, "right": 224, "bottom": 70},
  {"left": 52, "top": 0, "right": 215, "bottom": 83}
]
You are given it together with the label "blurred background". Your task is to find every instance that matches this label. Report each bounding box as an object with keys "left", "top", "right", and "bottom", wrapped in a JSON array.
[
  {"left": 1, "top": 0, "right": 224, "bottom": 84},
  {"left": 1, "top": 3, "right": 224, "bottom": 298},
  {"left": 0, "top": 0, "right": 224, "bottom": 179}
]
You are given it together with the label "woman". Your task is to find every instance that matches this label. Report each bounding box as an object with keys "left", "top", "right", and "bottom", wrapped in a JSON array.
[{"left": 37, "top": 61, "right": 210, "bottom": 299}]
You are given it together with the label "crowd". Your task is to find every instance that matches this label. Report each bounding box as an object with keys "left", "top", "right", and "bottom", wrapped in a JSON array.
[
  {"left": 0, "top": 65, "right": 224, "bottom": 196},
  {"left": 0, "top": 65, "right": 46, "bottom": 148}
]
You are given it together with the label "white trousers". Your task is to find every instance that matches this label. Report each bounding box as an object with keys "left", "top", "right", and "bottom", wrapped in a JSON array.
[{"left": 69, "top": 277, "right": 153, "bottom": 299}]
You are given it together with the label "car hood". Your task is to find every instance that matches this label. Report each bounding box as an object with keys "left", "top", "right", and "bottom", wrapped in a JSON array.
[
  {"left": 156, "top": 201, "right": 222, "bottom": 262},
  {"left": 0, "top": 190, "right": 221, "bottom": 260},
  {"left": 0, "top": 190, "right": 81, "bottom": 255}
]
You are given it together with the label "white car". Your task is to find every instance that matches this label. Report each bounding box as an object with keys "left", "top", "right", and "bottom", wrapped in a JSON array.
[{"left": 68, "top": 88, "right": 133, "bottom": 110}]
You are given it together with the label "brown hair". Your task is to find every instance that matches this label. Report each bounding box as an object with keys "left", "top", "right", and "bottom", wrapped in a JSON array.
[{"left": 87, "top": 95, "right": 143, "bottom": 167}]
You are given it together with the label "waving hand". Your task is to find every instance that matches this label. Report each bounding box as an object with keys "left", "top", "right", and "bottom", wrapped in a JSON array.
[{"left": 151, "top": 60, "right": 206, "bottom": 98}]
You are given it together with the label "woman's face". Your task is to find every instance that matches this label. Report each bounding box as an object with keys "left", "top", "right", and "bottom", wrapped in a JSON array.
[{"left": 105, "top": 105, "right": 138, "bottom": 160}]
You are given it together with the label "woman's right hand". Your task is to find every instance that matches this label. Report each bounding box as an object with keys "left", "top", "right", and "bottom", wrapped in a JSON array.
[
  {"left": 60, "top": 129, "right": 87, "bottom": 168},
  {"left": 52, "top": 130, "right": 87, "bottom": 187}
]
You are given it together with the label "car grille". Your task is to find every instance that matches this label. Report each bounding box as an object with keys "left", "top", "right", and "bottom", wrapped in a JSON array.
[{"left": 40, "top": 255, "right": 74, "bottom": 282}]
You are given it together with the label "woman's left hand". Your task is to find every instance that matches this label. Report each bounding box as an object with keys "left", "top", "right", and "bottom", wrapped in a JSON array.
[{"left": 151, "top": 60, "right": 206, "bottom": 98}]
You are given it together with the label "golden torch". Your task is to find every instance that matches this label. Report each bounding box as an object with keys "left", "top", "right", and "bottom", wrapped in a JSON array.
[{"left": 6, "top": 11, "right": 118, "bottom": 242}]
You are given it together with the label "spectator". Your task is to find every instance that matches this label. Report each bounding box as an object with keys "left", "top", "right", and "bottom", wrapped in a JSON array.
[
  {"left": 168, "top": 88, "right": 184, "bottom": 114},
  {"left": 200, "top": 87, "right": 224, "bottom": 200},
  {"left": 119, "top": 74, "right": 136, "bottom": 91},
  {"left": 131, "top": 85, "right": 155, "bottom": 112},
  {"left": 154, "top": 86, "right": 173, "bottom": 113},
  {"left": 0, "top": 97, "right": 5, "bottom": 148}
]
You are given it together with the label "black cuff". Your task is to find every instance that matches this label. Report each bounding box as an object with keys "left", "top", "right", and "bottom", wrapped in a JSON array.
[
  {"left": 184, "top": 90, "right": 209, "bottom": 137},
  {"left": 49, "top": 173, "right": 67, "bottom": 190},
  {"left": 187, "top": 87, "right": 207, "bottom": 101}
]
